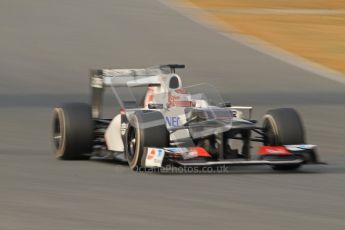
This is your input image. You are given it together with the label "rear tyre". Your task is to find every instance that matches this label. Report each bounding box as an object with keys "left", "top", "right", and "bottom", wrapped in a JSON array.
[
  {"left": 52, "top": 103, "right": 94, "bottom": 160},
  {"left": 262, "top": 108, "right": 305, "bottom": 170},
  {"left": 125, "top": 111, "right": 169, "bottom": 170}
]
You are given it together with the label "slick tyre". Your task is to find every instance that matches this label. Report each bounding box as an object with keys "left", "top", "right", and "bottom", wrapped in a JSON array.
[
  {"left": 263, "top": 108, "right": 305, "bottom": 146},
  {"left": 262, "top": 108, "right": 305, "bottom": 171},
  {"left": 52, "top": 103, "right": 94, "bottom": 160},
  {"left": 125, "top": 111, "right": 169, "bottom": 170}
]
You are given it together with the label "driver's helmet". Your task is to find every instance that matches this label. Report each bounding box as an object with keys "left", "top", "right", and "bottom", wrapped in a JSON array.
[{"left": 168, "top": 88, "right": 195, "bottom": 107}]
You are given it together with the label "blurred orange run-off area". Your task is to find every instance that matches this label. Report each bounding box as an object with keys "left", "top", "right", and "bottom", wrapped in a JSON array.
[{"left": 186, "top": 0, "right": 345, "bottom": 73}]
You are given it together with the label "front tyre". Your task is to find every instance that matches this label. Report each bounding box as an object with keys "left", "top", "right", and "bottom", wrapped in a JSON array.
[
  {"left": 263, "top": 108, "right": 305, "bottom": 146},
  {"left": 52, "top": 103, "right": 94, "bottom": 160},
  {"left": 125, "top": 111, "right": 169, "bottom": 170},
  {"left": 262, "top": 108, "right": 305, "bottom": 170}
]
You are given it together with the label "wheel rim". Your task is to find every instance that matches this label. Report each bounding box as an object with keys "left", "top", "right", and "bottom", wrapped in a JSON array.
[
  {"left": 263, "top": 117, "right": 277, "bottom": 145},
  {"left": 53, "top": 114, "right": 62, "bottom": 149},
  {"left": 127, "top": 127, "right": 137, "bottom": 161}
]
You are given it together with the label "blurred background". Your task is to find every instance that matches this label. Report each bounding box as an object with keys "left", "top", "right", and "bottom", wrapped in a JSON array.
[
  {"left": 188, "top": 0, "right": 345, "bottom": 73},
  {"left": 0, "top": 0, "right": 344, "bottom": 229}
]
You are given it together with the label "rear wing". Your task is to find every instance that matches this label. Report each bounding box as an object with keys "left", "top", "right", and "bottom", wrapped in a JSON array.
[{"left": 89, "top": 64, "right": 185, "bottom": 118}]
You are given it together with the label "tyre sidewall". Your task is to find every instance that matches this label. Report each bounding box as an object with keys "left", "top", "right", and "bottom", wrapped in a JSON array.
[
  {"left": 263, "top": 108, "right": 305, "bottom": 145},
  {"left": 52, "top": 103, "right": 93, "bottom": 160}
]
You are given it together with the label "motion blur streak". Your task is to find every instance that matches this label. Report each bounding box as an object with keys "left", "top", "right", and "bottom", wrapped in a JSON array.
[{"left": 0, "top": 1, "right": 344, "bottom": 229}]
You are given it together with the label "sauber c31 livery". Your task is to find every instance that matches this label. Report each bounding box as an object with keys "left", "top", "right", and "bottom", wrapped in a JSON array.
[{"left": 52, "top": 64, "right": 321, "bottom": 171}]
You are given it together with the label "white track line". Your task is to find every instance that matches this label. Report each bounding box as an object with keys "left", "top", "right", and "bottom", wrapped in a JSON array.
[
  {"left": 205, "top": 8, "right": 345, "bottom": 15},
  {"left": 158, "top": 0, "right": 345, "bottom": 85}
]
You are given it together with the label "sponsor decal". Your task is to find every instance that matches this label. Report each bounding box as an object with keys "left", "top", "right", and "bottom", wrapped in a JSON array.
[
  {"left": 157, "top": 149, "right": 164, "bottom": 157},
  {"left": 183, "top": 147, "right": 211, "bottom": 159},
  {"left": 285, "top": 144, "right": 316, "bottom": 151},
  {"left": 147, "top": 149, "right": 156, "bottom": 160},
  {"left": 186, "top": 149, "right": 198, "bottom": 159},
  {"left": 145, "top": 148, "right": 165, "bottom": 167},
  {"left": 168, "top": 91, "right": 193, "bottom": 107},
  {"left": 164, "top": 147, "right": 211, "bottom": 159},
  {"left": 165, "top": 116, "right": 180, "bottom": 127},
  {"left": 164, "top": 147, "right": 188, "bottom": 153},
  {"left": 190, "top": 147, "right": 211, "bottom": 157},
  {"left": 258, "top": 146, "right": 290, "bottom": 155},
  {"left": 174, "top": 88, "right": 188, "bottom": 94}
]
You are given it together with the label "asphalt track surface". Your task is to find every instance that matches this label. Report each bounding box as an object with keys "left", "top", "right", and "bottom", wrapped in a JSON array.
[{"left": 1, "top": 1, "right": 345, "bottom": 229}]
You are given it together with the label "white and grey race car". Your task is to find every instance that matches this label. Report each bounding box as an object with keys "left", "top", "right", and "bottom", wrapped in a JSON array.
[{"left": 52, "top": 64, "right": 321, "bottom": 171}]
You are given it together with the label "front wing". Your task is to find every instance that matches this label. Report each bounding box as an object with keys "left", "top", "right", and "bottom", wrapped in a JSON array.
[{"left": 141, "top": 145, "right": 320, "bottom": 168}]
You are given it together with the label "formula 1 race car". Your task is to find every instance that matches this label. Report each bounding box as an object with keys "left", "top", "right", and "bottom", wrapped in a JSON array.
[{"left": 52, "top": 64, "right": 320, "bottom": 171}]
